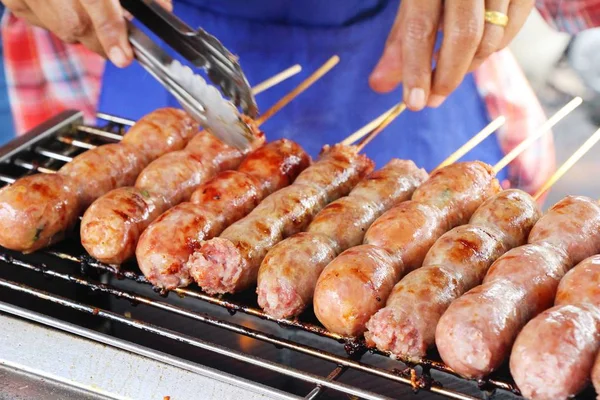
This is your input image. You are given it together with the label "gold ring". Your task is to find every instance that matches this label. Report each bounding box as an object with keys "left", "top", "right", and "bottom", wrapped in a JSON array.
[{"left": 484, "top": 10, "right": 509, "bottom": 27}]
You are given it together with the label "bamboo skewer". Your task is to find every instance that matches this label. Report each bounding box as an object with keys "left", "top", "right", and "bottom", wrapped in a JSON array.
[
  {"left": 341, "top": 105, "right": 398, "bottom": 146},
  {"left": 533, "top": 127, "right": 600, "bottom": 200},
  {"left": 435, "top": 116, "right": 506, "bottom": 170},
  {"left": 356, "top": 102, "right": 407, "bottom": 152},
  {"left": 251, "top": 64, "right": 302, "bottom": 96},
  {"left": 256, "top": 56, "right": 340, "bottom": 126},
  {"left": 493, "top": 97, "right": 583, "bottom": 174}
]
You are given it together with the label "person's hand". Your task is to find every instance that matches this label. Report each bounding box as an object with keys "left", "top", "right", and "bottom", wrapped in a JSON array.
[
  {"left": 369, "top": 0, "right": 534, "bottom": 111},
  {"left": 2, "top": 0, "right": 173, "bottom": 67}
]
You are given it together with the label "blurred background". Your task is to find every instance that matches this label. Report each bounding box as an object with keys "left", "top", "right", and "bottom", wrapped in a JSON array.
[
  {"left": 0, "top": 7, "right": 597, "bottom": 206},
  {"left": 510, "top": 10, "right": 600, "bottom": 206}
]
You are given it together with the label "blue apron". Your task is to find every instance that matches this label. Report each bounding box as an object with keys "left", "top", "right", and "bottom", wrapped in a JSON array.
[{"left": 99, "top": 0, "right": 507, "bottom": 180}]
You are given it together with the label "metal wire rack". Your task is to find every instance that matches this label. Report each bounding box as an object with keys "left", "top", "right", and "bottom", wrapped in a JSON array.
[{"left": 0, "top": 111, "right": 535, "bottom": 400}]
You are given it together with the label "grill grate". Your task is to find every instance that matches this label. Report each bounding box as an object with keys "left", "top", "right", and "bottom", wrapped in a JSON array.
[{"left": 0, "top": 111, "right": 528, "bottom": 400}]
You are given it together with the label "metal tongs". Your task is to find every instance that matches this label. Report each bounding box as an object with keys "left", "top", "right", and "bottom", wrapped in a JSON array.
[{"left": 120, "top": 0, "right": 258, "bottom": 150}]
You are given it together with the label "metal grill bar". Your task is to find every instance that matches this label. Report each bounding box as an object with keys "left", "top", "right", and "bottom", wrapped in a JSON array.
[
  {"left": 57, "top": 136, "right": 97, "bottom": 150},
  {"left": 305, "top": 366, "right": 346, "bottom": 400},
  {"left": 0, "top": 175, "right": 15, "bottom": 184},
  {"left": 0, "top": 277, "right": 396, "bottom": 400},
  {"left": 76, "top": 126, "right": 124, "bottom": 141},
  {"left": 34, "top": 148, "right": 73, "bottom": 163},
  {"left": 44, "top": 250, "right": 518, "bottom": 395},
  {"left": 0, "top": 110, "right": 522, "bottom": 400},
  {"left": 0, "top": 302, "right": 298, "bottom": 400},
  {"left": 96, "top": 112, "right": 134, "bottom": 126},
  {"left": 12, "top": 160, "right": 57, "bottom": 174},
  {"left": 0, "top": 252, "right": 481, "bottom": 400},
  {"left": 50, "top": 249, "right": 345, "bottom": 339}
]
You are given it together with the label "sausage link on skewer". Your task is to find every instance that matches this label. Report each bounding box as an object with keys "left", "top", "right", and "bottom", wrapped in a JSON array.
[
  {"left": 81, "top": 119, "right": 264, "bottom": 265},
  {"left": 189, "top": 144, "right": 374, "bottom": 295},
  {"left": 313, "top": 161, "right": 500, "bottom": 337},
  {"left": 136, "top": 139, "right": 310, "bottom": 289},
  {"left": 0, "top": 108, "right": 197, "bottom": 252},
  {"left": 436, "top": 196, "right": 600, "bottom": 379},
  {"left": 257, "top": 160, "right": 428, "bottom": 319},
  {"left": 365, "top": 189, "right": 541, "bottom": 360},
  {"left": 510, "top": 255, "right": 600, "bottom": 400}
]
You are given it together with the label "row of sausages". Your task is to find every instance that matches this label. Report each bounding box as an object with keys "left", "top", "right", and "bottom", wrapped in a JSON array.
[
  {"left": 2, "top": 106, "right": 599, "bottom": 399},
  {"left": 80, "top": 114, "right": 265, "bottom": 265},
  {"left": 0, "top": 108, "right": 199, "bottom": 253},
  {"left": 193, "top": 144, "right": 600, "bottom": 400}
]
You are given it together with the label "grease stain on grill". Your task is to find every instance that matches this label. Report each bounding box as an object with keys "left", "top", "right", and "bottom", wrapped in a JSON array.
[
  {"left": 477, "top": 379, "right": 498, "bottom": 398},
  {"left": 343, "top": 338, "right": 367, "bottom": 358},
  {"left": 152, "top": 286, "right": 170, "bottom": 297}
]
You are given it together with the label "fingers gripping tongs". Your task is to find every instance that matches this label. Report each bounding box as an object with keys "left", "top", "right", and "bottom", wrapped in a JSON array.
[{"left": 120, "top": 0, "right": 258, "bottom": 150}]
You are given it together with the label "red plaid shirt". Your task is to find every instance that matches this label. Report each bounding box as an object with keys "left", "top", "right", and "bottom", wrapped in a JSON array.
[
  {"left": 2, "top": 2, "right": 598, "bottom": 196},
  {"left": 536, "top": 0, "right": 600, "bottom": 33}
]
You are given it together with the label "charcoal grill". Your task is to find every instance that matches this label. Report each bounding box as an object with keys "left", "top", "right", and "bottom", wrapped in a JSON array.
[{"left": 0, "top": 111, "right": 580, "bottom": 400}]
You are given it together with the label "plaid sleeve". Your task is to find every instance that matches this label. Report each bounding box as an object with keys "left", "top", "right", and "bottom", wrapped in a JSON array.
[
  {"left": 1, "top": 11, "right": 105, "bottom": 135},
  {"left": 536, "top": 0, "right": 600, "bottom": 33},
  {"left": 473, "top": 48, "right": 556, "bottom": 204}
]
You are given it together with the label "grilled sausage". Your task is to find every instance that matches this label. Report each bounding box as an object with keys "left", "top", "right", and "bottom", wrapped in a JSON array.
[
  {"left": 256, "top": 160, "right": 428, "bottom": 319},
  {"left": 364, "top": 201, "right": 447, "bottom": 271},
  {"left": 313, "top": 161, "right": 500, "bottom": 337},
  {"left": 313, "top": 244, "right": 398, "bottom": 336},
  {"left": 411, "top": 161, "right": 501, "bottom": 228},
  {"left": 0, "top": 108, "right": 197, "bottom": 253},
  {"left": 365, "top": 189, "right": 541, "bottom": 360},
  {"left": 365, "top": 161, "right": 501, "bottom": 272},
  {"left": 510, "top": 255, "right": 600, "bottom": 400},
  {"left": 120, "top": 108, "right": 199, "bottom": 161},
  {"left": 529, "top": 196, "right": 600, "bottom": 265},
  {"left": 136, "top": 139, "right": 310, "bottom": 289},
  {"left": 188, "top": 145, "right": 374, "bottom": 295},
  {"left": 0, "top": 174, "right": 80, "bottom": 252},
  {"left": 436, "top": 195, "right": 600, "bottom": 379},
  {"left": 59, "top": 143, "right": 150, "bottom": 208},
  {"left": 436, "top": 242, "right": 571, "bottom": 379},
  {"left": 80, "top": 127, "right": 260, "bottom": 265}
]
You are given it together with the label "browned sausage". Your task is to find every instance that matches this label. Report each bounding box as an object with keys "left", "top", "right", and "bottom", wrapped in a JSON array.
[
  {"left": 436, "top": 195, "right": 600, "bottom": 379},
  {"left": 529, "top": 196, "right": 600, "bottom": 265},
  {"left": 313, "top": 161, "right": 500, "bottom": 337},
  {"left": 0, "top": 108, "right": 197, "bottom": 253},
  {"left": 136, "top": 139, "right": 310, "bottom": 289},
  {"left": 80, "top": 128, "right": 256, "bottom": 265},
  {"left": 364, "top": 189, "right": 541, "bottom": 360},
  {"left": 120, "top": 108, "right": 199, "bottom": 161},
  {"left": 510, "top": 255, "right": 600, "bottom": 400},
  {"left": 256, "top": 159, "right": 428, "bottom": 319},
  {"left": 0, "top": 174, "right": 80, "bottom": 252},
  {"left": 188, "top": 145, "right": 374, "bottom": 295}
]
